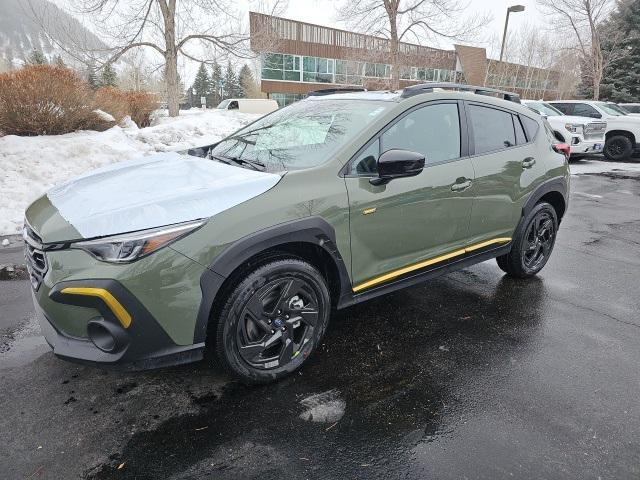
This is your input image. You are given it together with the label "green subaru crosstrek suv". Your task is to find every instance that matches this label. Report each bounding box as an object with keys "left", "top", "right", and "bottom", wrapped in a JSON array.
[{"left": 24, "top": 83, "right": 569, "bottom": 383}]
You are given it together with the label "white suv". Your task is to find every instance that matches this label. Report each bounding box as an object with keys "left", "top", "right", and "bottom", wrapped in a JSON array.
[
  {"left": 549, "top": 100, "right": 640, "bottom": 162},
  {"left": 522, "top": 100, "right": 606, "bottom": 159}
]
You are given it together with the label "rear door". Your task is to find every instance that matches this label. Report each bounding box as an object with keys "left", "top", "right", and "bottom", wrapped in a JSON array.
[
  {"left": 465, "top": 102, "right": 542, "bottom": 243},
  {"left": 344, "top": 100, "right": 476, "bottom": 290}
]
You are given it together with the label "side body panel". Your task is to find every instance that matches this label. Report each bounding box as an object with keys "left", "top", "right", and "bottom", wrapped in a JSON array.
[{"left": 345, "top": 159, "right": 475, "bottom": 286}]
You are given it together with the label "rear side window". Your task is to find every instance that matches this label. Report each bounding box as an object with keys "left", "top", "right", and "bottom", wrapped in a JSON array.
[
  {"left": 468, "top": 104, "right": 515, "bottom": 154},
  {"left": 521, "top": 116, "right": 540, "bottom": 141},
  {"left": 572, "top": 103, "right": 601, "bottom": 118},
  {"left": 381, "top": 103, "right": 461, "bottom": 165},
  {"left": 514, "top": 116, "right": 527, "bottom": 145},
  {"left": 551, "top": 103, "right": 573, "bottom": 115}
]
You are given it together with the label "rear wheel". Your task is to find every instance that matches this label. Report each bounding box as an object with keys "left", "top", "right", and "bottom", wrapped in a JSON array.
[
  {"left": 214, "top": 258, "right": 330, "bottom": 384},
  {"left": 496, "top": 202, "right": 558, "bottom": 278},
  {"left": 604, "top": 135, "right": 633, "bottom": 161}
]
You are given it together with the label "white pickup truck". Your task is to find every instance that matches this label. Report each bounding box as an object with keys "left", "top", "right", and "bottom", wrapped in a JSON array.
[
  {"left": 548, "top": 100, "right": 640, "bottom": 162},
  {"left": 522, "top": 100, "right": 606, "bottom": 160}
]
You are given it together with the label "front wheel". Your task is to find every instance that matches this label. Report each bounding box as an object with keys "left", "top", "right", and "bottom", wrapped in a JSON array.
[
  {"left": 496, "top": 202, "right": 558, "bottom": 278},
  {"left": 214, "top": 258, "right": 331, "bottom": 384},
  {"left": 604, "top": 135, "right": 634, "bottom": 161}
]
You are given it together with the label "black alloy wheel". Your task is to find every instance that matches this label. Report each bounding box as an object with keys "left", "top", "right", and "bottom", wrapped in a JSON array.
[
  {"left": 604, "top": 135, "right": 633, "bottom": 161},
  {"left": 237, "top": 277, "right": 320, "bottom": 369},
  {"left": 496, "top": 202, "right": 558, "bottom": 278},
  {"left": 522, "top": 210, "right": 555, "bottom": 271},
  {"left": 214, "top": 259, "right": 330, "bottom": 384}
]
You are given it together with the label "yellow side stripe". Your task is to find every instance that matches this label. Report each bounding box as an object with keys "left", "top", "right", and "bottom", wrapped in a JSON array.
[
  {"left": 61, "top": 287, "right": 132, "bottom": 329},
  {"left": 352, "top": 237, "right": 512, "bottom": 293}
]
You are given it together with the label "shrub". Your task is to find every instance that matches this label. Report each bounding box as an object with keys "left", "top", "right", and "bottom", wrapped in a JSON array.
[
  {"left": 124, "top": 91, "right": 157, "bottom": 128},
  {"left": 94, "top": 87, "right": 158, "bottom": 128},
  {"left": 93, "top": 87, "right": 130, "bottom": 124},
  {"left": 0, "top": 65, "right": 109, "bottom": 136}
]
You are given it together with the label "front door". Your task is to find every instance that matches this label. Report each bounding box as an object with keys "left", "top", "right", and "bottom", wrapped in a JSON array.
[{"left": 345, "top": 101, "right": 476, "bottom": 291}]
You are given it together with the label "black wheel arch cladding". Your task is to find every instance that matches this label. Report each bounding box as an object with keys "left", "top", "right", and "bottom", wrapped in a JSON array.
[{"left": 193, "top": 216, "right": 351, "bottom": 344}]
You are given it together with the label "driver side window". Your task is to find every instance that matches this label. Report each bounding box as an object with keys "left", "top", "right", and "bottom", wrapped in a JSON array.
[{"left": 348, "top": 103, "right": 461, "bottom": 176}]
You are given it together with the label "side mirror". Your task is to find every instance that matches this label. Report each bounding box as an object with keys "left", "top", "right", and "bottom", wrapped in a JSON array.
[{"left": 370, "top": 149, "right": 425, "bottom": 186}]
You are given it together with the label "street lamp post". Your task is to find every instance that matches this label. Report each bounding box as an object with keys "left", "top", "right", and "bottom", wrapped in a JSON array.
[{"left": 499, "top": 5, "right": 525, "bottom": 62}]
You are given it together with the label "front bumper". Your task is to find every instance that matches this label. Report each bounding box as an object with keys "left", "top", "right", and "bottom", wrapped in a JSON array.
[
  {"left": 35, "top": 279, "right": 205, "bottom": 370},
  {"left": 571, "top": 139, "right": 604, "bottom": 155}
]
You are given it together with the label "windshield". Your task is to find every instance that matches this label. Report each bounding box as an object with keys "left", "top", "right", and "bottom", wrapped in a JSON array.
[
  {"left": 596, "top": 102, "right": 627, "bottom": 116},
  {"left": 525, "top": 101, "right": 564, "bottom": 116},
  {"left": 209, "top": 99, "right": 391, "bottom": 172},
  {"left": 217, "top": 99, "right": 231, "bottom": 109}
]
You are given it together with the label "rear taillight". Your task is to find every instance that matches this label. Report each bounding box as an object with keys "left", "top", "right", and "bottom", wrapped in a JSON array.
[{"left": 552, "top": 142, "right": 571, "bottom": 159}]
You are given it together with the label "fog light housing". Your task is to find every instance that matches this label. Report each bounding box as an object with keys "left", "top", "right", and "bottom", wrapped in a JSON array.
[{"left": 87, "top": 319, "right": 127, "bottom": 353}]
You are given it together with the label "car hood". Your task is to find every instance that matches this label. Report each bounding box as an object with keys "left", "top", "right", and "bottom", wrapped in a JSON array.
[{"left": 33, "top": 152, "right": 282, "bottom": 241}]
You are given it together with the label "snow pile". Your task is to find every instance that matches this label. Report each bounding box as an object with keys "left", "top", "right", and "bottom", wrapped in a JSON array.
[{"left": 0, "top": 109, "right": 260, "bottom": 234}]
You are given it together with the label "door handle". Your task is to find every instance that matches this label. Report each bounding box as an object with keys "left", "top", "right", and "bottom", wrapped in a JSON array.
[
  {"left": 451, "top": 178, "right": 472, "bottom": 192},
  {"left": 522, "top": 157, "right": 536, "bottom": 169}
]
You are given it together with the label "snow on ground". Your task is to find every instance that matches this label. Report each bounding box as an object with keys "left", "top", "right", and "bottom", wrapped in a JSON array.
[{"left": 0, "top": 109, "right": 260, "bottom": 235}]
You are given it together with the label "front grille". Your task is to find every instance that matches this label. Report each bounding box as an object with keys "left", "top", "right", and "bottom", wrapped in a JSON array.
[
  {"left": 23, "top": 223, "right": 48, "bottom": 291},
  {"left": 584, "top": 122, "right": 606, "bottom": 141}
]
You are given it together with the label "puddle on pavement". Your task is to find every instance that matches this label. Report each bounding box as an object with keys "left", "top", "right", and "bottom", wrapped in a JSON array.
[{"left": 1, "top": 317, "right": 49, "bottom": 368}]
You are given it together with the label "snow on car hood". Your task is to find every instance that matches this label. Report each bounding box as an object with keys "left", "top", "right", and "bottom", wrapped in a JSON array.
[{"left": 46, "top": 152, "right": 282, "bottom": 239}]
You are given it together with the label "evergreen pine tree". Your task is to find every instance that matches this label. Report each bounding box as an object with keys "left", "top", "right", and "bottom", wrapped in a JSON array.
[
  {"left": 192, "top": 63, "right": 211, "bottom": 105},
  {"left": 54, "top": 55, "right": 66, "bottom": 68},
  {"left": 100, "top": 63, "right": 118, "bottom": 87},
  {"left": 238, "top": 64, "right": 255, "bottom": 98},
  {"left": 223, "top": 61, "right": 241, "bottom": 99},
  {"left": 210, "top": 60, "right": 223, "bottom": 105},
  {"left": 27, "top": 49, "right": 47, "bottom": 65},
  {"left": 600, "top": 0, "right": 640, "bottom": 102}
]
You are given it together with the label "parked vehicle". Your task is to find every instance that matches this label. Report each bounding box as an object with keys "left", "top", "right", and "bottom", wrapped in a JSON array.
[
  {"left": 522, "top": 100, "right": 606, "bottom": 159},
  {"left": 618, "top": 103, "right": 640, "bottom": 116},
  {"left": 549, "top": 100, "right": 640, "bottom": 161},
  {"left": 216, "top": 98, "right": 279, "bottom": 114},
  {"left": 25, "top": 84, "right": 569, "bottom": 384}
]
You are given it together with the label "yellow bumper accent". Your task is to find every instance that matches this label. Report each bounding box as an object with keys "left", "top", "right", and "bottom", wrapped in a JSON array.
[
  {"left": 60, "top": 287, "right": 132, "bottom": 329},
  {"left": 353, "top": 237, "right": 512, "bottom": 293}
]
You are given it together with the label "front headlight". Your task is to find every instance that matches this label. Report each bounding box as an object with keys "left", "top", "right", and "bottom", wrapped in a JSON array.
[
  {"left": 72, "top": 219, "right": 205, "bottom": 263},
  {"left": 565, "top": 123, "right": 584, "bottom": 134}
]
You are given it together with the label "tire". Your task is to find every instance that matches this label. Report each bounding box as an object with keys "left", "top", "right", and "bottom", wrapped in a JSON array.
[
  {"left": 604, "top": 135, "right": 633, "bottom": 161},
  {"left": 496, "top": 202, "right": 558, "bottom": 278},
  {"left": 214, "top": 258, "right": 331, "bottom": 384}
]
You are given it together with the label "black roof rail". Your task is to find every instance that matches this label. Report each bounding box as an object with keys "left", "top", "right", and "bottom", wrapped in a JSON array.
[
  {"left": 307, "top": 87, "right": 367, "bottom": 96},
  {"left": 401, "top": 82, "right": 521, "bottom": 104}
]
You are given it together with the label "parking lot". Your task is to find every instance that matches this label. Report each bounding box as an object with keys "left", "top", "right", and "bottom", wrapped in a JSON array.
[{"left": 1, "top": 167, "right": 639, "bottom": 479}]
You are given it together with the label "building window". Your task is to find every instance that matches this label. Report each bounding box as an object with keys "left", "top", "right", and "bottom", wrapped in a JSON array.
[
  {"left": 262, "top": 53, "right": 301, "bottom": 81},
  {"left": 303, "top": 56, "right": 334, "bottom": 83},
  {"left": 364, "top": 62, "right": 390, "bottom": 78}
]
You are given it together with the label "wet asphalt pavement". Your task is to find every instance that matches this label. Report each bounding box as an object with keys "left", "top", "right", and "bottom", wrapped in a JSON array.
[{"left": 1, "top": 169, "right": 640, "bottom": 479}]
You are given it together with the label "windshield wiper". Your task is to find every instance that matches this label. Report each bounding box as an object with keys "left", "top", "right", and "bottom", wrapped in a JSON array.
[{"left": 210, "top": 154, "right": 265, "bottom": 171}]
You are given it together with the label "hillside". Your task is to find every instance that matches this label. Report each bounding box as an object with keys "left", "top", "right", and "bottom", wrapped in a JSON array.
[{"left": 0, "top": 0, "right": 105, "bottom": 68}]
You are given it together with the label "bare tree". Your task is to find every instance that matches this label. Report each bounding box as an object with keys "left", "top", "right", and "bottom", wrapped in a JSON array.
[
  {"left": 538, "top": 0, "right": 625, "bottom": 100},
  {"left": 337, "top": 0, "right": 490, "bottom": 89},
  {"left": 34, "top": 1, "right": 251, "bottom": 116}
]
